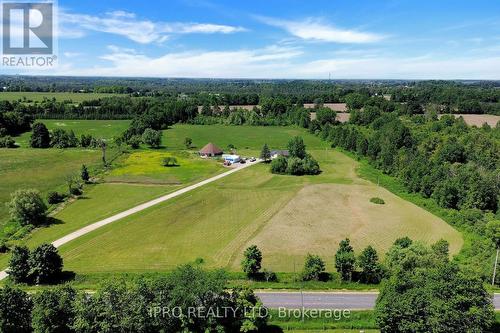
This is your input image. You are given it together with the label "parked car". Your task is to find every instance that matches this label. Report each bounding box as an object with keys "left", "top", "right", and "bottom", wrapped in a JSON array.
[
  {"left": 249, "top": 157, "right": 256, "bottom": 162},
  {"left": 239, "top": 159, "right": 246, "bottom": 164}
]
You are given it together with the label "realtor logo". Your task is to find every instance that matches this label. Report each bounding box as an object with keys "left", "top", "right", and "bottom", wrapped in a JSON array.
[
  {"left": 1, "top": 1, "right": 57, "bottom": 66},
  {"left": 2, "top": 2, "right": 53, "bottom": 54}
]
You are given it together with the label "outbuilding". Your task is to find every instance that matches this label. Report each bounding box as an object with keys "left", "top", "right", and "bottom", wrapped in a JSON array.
[
  {"left": 270, "top": 150, "right": 289, "bottom": 159},
  {"left": 222, "top": 154, "right": 241, "bottom": 163},
  {"left": 199, "top": 142, "right": 223, "bottom": 157}
]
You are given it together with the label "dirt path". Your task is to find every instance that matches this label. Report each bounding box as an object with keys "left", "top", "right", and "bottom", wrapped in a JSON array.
[{"left": 0, "top": 160, "right": 260, "bottom": 281}]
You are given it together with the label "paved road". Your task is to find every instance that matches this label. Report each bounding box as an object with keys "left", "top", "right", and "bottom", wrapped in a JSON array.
[
  {"left": 256, "top": 291, "right": 500, "bottom": 310},
  {"left": 0, "top": 160, "right": 259, "bottom": 281}
]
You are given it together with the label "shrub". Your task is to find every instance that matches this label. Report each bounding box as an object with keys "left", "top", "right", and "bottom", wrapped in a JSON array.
[
  {"left": 81, "top": 164, "right": 90, "bottom": 182},
  {"left": 184, "top": 137, "right": 192, "bottom": 149},
  {"left": 162, "top": 156, "right": 178, "bottom": 167},
  {"left": 0, "top": 135, "right": 16, "bottom": 148},
  {"left": 263, "top": 269, "right": 278, "bottom": 282},
  {"left": 51, "top": 129, "right": 78, "bottom": 148},
  {"left": 127, "top": 135, "right": 142, "bottom": 149},
  {"left": 8, "top": 189, "right": 47, "bottom": 226},
  {"left": 370, "top": 197, "right": 385, "bottom": 204},
  {"left": 142, "top": 128, "right": 162, "bottom": 148},
  {"left": 302, "top": 155, "right": 321, "bottom": 175},
  {"left": 301, "top": 254, "right": 326, "bottom": 281},
  {"left": 286, "top": 157, "right": 304, "bottom": 175},
  {"left": 241, "top": 245, "right": 262, "bottom": 277},
  {"left": 29, "top": 243, "right": 63, "bottom": 284},
  {"left": 270, "top": 156, "right": 288, "bottom": 174},
  {"left": 0, "top": 240, "right": 9, "bottom": 253},
  {"left": 47, "top": 191, "right": 64, "bottom": 205}
]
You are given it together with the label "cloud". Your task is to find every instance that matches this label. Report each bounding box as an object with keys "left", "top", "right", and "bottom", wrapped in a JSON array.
[
  {"left": 23, "top": 44, "right": 496, "bottom": 80},
  {"left": 257, "top": 16, "right": 385, "bottom": 44},
  {"left": 59, "top": 10, "right": 246, "bottom": 44}
]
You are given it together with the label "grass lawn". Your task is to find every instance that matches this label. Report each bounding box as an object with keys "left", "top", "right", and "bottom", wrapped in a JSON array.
[
  {"left": 14, "top": 119, "right": 130, "bottom": 148},
  {"left": 0, "top": 148, "right": 103, "bottom": 229},
  {"left": 106, "top": 150, "right": 224, "bottom": 184},
  {"left": 269, "top": 310, "right": 377, "bottom": 332},
  {"left": 162, "top": 124, "right": 328, "bottom": 152},
  {"left": 0, "top": 91, "right": 118, "bottom": 102},
  {"left": 55, "top": 135, "right": 462, "bottom": 274}
]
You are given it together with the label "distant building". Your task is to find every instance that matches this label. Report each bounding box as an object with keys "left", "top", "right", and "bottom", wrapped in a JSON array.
[
  {"left": 270, "top": 150, "right": 289, "bottom": 159},
  {"left": 222, "top": 154, "right": 241, "bottom": 163},
  {"left": 199, "top": 142, "right": 223, "bottom": 157}
]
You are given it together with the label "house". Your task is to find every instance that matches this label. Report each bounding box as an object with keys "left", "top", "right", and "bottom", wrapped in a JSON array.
[
  {"left": 199, "top": 142, "right": 223, "bottom": 157},
  {"left": 270, "top": 150, "right": 289, "bottom": 159},
  {"left": 222, "top": 154, "right": 241, "bottom": 163}
]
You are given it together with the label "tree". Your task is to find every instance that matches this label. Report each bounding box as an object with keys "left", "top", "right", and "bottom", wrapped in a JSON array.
[
  {"left": 287, "top": 136, "right": 306, "bottom": 159},
  {"left": 80, "top": 164, "right": 89, "bottom": 182},
  {"left": 270, "top": 155, "right": 288, "bottom": 174},
  {"left": 8, "top": 189, "right": 47, "bottom": 226},
  {"left": 30, "top": 122, "right": 50, "bottom": 148},
  {"left": 431, "top": 239, "right": 450, "bottom": 260},
  {"left": 241, "top": 245, "right": 262, "bottom": 277},
  {"left": 301, "top": 254, "right": 325, "bottom": 281},
  {"left": 142, "top": 128, "right": 162, "bottom": 148},
  {"left": 0, "top": 286, "right": 33, "bottom": 333},
  {"left": 335, "top": 238, "right": 356, "bottom": 281},
  {"left": 486, "top": 220, "right": 500, "bottom": 286},
  {"left": 28, "top": 243, "right": 63, "bottom": 284},
  {"left": 358, "top": 246, "right": 382, "bottom": 284},
  {"left": 8, "top": 246, "right": 30, "bottom": 283},
  {"left": 260, "top": 143, "right": 271, "bottom": 162},
  {"left": 184, "top": 137, "right": 192, "bottom": 149},
  {"left": 32, "top": 286, "right": 76, "bottom": 333},
  {"left": 393, "top": 236, "right": 413, "bottom": 248},
  {"left": 376, "top": 243, "right": 495, "bottom": 333}
]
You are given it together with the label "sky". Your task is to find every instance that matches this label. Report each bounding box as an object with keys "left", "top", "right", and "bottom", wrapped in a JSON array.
[{"left": 1, "top": 0, "right": 500, "bottom": 79}]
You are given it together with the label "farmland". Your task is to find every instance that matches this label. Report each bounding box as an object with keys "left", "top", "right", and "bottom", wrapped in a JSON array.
[
  {"left": 32, "top": 125, "right": 462, "bottom": 274},
  {"left": 0, "top": 148, "right": 103, "bottom": 229},
  {"left": 14, "top": 119, "right": 130, "bottom": 147},
  {"left": 0, "top": 91, "right": 118, "bottom": 102}
]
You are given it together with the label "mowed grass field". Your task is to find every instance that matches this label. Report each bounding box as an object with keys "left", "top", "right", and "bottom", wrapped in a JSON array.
[
  {"left": 162, "top": 124, "right": 328, "bottom": 152},
  {"left": 14, "top": 119, "right": 130, "bottom": 147},
  {"left": 0, "top": 92, "right": 118, "bottom": 102},
  {"left": 0, "top": 148, "right": 103, "bottom": 229},
  {"left": 53, "top": 125, "right": 462, "bottom": 274}
]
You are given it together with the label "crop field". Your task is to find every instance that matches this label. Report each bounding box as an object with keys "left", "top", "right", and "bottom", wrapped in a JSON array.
[
  {"left": 0, "top": 148, "right": 102, "bottom": 229},
  {"left": 14, "top": 119, "right": 130, "bottom": 147},
  {"left": 50, "top": 125, "right": 462, "bottom": 274},
  {"left": 0, "top": 91, "right": 119, "bottom": 102}
]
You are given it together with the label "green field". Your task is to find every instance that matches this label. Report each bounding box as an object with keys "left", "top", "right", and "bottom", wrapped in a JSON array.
[
  {"left": 43, "top": 126, "right": 462, "bottom": 274},
  {"left": 106, "top": 150, "right": 224, "bottom": 184},
  {"left": 0, "top": 92, "right": 118, "bottom": 102},
  {"left": 0, "top": 148, "right": 103, "bottom": 229},
  {"left": 162, "top": 124, "right": 328, "bottom": 152},
  {"left": 14, "top": 119, "right": 130, "bottom": 147},
  {"left": 1, "top": 124, "right": 463, "bottom": 277}
]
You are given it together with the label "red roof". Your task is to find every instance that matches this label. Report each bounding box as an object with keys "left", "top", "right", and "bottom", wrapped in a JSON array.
[{"left": 199, "top": 142, "right": 223, "bottom": 155}]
